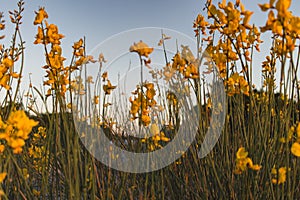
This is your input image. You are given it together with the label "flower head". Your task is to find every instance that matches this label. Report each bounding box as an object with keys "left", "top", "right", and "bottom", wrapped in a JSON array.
[
  {"left": 272, "top": 167, "right": 289, "bottom": 184},
  {"left": 34, "top": 7, "right": 48, "bottom": 25},
  {"left": 234, "top": 147, "right": 261, "bottom": 174},
  {"left": 130, "top": 41, "right": 153, "bottom": 58}
]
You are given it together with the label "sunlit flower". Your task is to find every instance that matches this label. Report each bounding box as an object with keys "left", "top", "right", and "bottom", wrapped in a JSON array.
[
  {"left": 0, "top": 144, "right": 4, "bottom": 153},
  {"left": 158, "top": 34, "right": 171, "bottom": 46},
  {"left": 0, "top": 110, "right": 38, "bottom": 154},
  {"left": 234, "top": 147, "right": 261, "bottom": 174},
  {"left": 272, "top": 167, "right": 289, "bottom": 184},
  {"left": 73, "top": 38, "right": 83, "bottom": 50},
  {"left": 33, "top": 7, "right": 48, "bottom": 25},
  {"left": 129, "top": 41, "right": 153, "bottom": 58},
  {"left": 103, "top": 80, "right": 116, "bottom": 95},
  {"left": 275, "top": 0, "right": 291, "bottom": 18},
  {"left": 236, "top": 147, "right": 248, "bottom": 159},
  {"left": 144, "top": 83, "right": 156, "bottom": 100},
  {"left": 0, "top": 172, "right": 6, "bottom": 183},
  {"left": 93, "top": 96, "right": 99, "bottom": 105},
  {"left": 34, "top": 26, "right": 45, "bottom": 44},
  {"left": 226, "top": 73, "right": 250, "bottom": 96},
  {"left": 46, "top": 23, "right": 64, "bottom": 45},
  {"left": 291, "top": 142, "right": 300, "bottom": 157},
  {"left": 193, "top": 14, "right": 209, "bottom": 36}
]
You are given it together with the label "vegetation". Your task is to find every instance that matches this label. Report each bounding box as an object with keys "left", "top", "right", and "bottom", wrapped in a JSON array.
[{"left": 0, "top": 0, "right": 300, "bottom": 199}]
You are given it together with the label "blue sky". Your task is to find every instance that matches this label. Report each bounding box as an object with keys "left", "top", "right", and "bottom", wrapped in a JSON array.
[{"left": 1, "top": 0, "right": 300, "bottom": 95}]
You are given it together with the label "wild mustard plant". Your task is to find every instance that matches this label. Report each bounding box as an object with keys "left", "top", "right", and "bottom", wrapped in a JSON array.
[{"left": 0, "top": 0, "right": 300, "bottom": 199}]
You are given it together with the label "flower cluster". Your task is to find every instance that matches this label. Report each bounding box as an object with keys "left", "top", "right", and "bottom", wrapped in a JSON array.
[
  {"left": 260, "top": 0, "right": 300, "bottom": 56},
  {"left": 102, "top": 72, "right": 116, "bottom": 95},
  {"left": 72, "top": 38, "right": 96, "bottom": 68},
  {"left": 193, "top": 14, "right": 209, "bottom": 36},
  {"left": 0, "top": 54, "right": 16, "bottom": 90},
  {"left": 28, "top": 126, "right": 49, "bottom": 172},
  {"left": 226, "top": 72, "right": 250, "bottom": 96},
  {"left": 0, "top": 10, "right": 22, "bottom": 90},
  {"left": 234, "top": 147, "right": 261, "bottom": 174},
  {"left": 141, "top": 123, "right": 170, "bottom": 151},
  {"left": 164, "top": 45, "right": 199, "bottom": 81},
  {"left": 271, "top": 166, "right": 289, "bottom": 184},
  {"left": 130, "top": 83, "right": 156, "bottom": 127},
  {"left": 0, "top": 110, "right": 38, "bottom": 154},
  {"left": 33, "top": 8, "right": 69, "bottom": 97},
  {"left": 201, "top": 0, "right": 262, "bottom": 90}
]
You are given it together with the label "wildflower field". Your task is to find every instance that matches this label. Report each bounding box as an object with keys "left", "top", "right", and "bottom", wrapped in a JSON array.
[{"left": 1, "top": 0, "right": 300, "bottom": 199}]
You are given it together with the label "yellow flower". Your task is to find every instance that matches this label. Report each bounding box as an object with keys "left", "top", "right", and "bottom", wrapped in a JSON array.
[
  {"left": 275, "top": 0, "right": 291, "bottom": 18},
  {"left": 296, "top": 123, "right": 300, "bottom": 139},
  {"left": 0, "top": 144, "right": 4, "bottom": 153},
  {"left": 258, "top": 3, "right": 271, "bottom": 12},
  {"left": 272, "top": 167, "right": 289, "bottom": 184},
  {"left": 0, "top": 110, "right": 38, "bottom": 154},
  {"left": 242, "top": 10, "right": 253, "bottom": 27},
  {"left": 172, "top": 53, "right": 186, "bottom": 72},
  {"left": 141, "top": 109, "right": 151, "bottom": 126},
  {"left": 7, "top": 110, "right": 39, "bottom": 139},
  {"left": 236, "top": 147, "right": 248, "bottom": 159},
  {"left": 93, "top": 96, "right": 99, "bottom": 105},
  {"left": 129, "top": 41, "right": 153, "bottom": 58},
  {"left": 159, "top": 132, "right": 170, "bottom": 142},
  {"left": 193, "top": 14, "right": 209, "bottom": 35},
  {"left": 144, "top": 83, "right": 156, "bottom": 100},
  {"left": 33, "top": 7, "right": 48, "bottom": 25},
  {"left": 34, "top": 26, "right": 45, "bottom": 44},
  {"left": 102, "top": 72, "right": 108, "bottom": 81},
  {"left": 291, "top": 142, "right": 300, "bottom": 157},
  {"left": 0, "top": 172, "right": 6, "bottom": 183},
  {"left": 73, "top": 38, "right": 83, "bottom": 50},
  {"left": 46, "top": 23, "right": 64, "bottom": 45},
  {"left": 226, "top": 73, "right": 249, "bottom": 96},
  {"left": 129, "top": 97, "right": 140, "bottom": 117},
  {"left": 234, "top": 147, "right": 261, "bottom": 174},
  {"left": 103, "top": 80, "right": 116, "bottom": 95},
  {"left": 2, "top": 57, "right": 13, "bottom": 68},
  {"left": 167, "top": 92, "right": 178, "bottom": 106},
  {"left": 0, "top": 74, "right": 10, "bottom": 90}
]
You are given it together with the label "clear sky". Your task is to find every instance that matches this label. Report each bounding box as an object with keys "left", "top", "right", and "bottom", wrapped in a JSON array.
[{"left": 1, "top": 0, "right": 300, "bottom": 96}]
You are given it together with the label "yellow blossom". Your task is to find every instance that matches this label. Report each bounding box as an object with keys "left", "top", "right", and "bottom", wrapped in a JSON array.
[
  {"left": 0, "top": 110, "right": 38, "bottom": 154},
  {"left": 73, "top": 38, "right": 83, "bottom": 50},
  {"left": 291, "top": 142, "right": 300, "bottom": 157},
  {"left": 103, "top": 80, "right": 116, "bottom": 95},
  {"left": 46, "top": 23, "right": 64, "bottom": 45},
  {"left": 272, "top": 167, "right": 289, "bottom": 184},
  {"left": 275, "top": 0, "right": 291, "bottom": 18},
  {"left": 236, "top": 147, "right": 248, "bottom": 159},
  {"left": 234, "top": 147, "right": 261, "bottom": 174},
  {"left": 129, "top": 41, "right": 153, "bottom": 58},
  {"left": 94, "top": 96, "right": 99, "bottom": 104},
  {"left": 0, "top": 144, "right": 4, "bottom": 153},
  {"left": 193, "top": 14, "right": 209, "bottom": 36},
  {"left": 33, "top": 7, "right": 48, "bottom": 25},
  {"left": 258, "top": 3, "right": 271, "bottom": 12},
  {"left": 0, "top": 172, "right": 6, "bottom": 183},
  {"left": 296, "top": 123, "right": 300, "bottom": 139}
]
